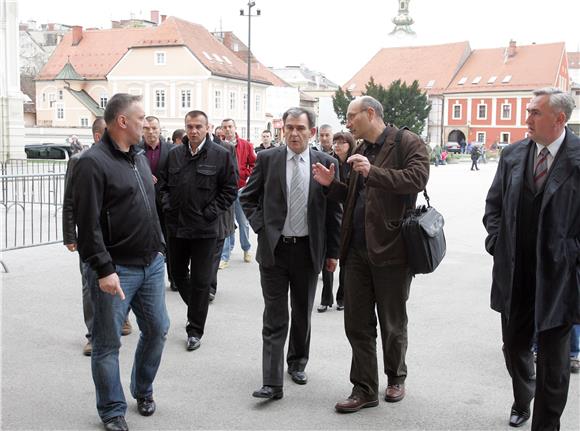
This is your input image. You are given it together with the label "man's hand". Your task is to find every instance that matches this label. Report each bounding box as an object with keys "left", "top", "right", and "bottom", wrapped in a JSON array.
[
  {"left": 65, "top": 243, "right": 77, "bottom": 252},
  {"left": 98, "top": 273, "right": 126, "bottom": 300},
  {"left": 347, "top": 154, "right": 371, "bottom": 178},
  {"left": 152, "top": 175, "right": 158, "bottom": 184},
  {"left": 312, "top": 162, "right": 335, "bottom": 186},
  {"left": 325, "top": 258, "right": 338, "bottom": 272}
]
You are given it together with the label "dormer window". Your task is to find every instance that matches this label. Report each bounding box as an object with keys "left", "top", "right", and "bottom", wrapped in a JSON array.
[
  {"left": 155, "top": 51, "right": 166, "bottom": 65},
  {"left": 425, "top": 80, "right": 435, "bottom": 88},
  {"left": 502, "top": 75, "right": 512, "bottom": 83},
  {"left": 471, "top": 76, "right": 481, "bottom": 84},
  {"left": 487, "top": 76, "right": 497, "bottom": 84},
  {"left": 458, "top": 77, "right": 467, "bottom": 85}
]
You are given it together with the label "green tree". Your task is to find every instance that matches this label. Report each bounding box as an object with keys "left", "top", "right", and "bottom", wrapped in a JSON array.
[
  {"left": 333, "top": 77, "right": 431, "bottom": 135},
  {"left": 364, "top": 77, "right": 431, "bottom": 135},
  {"left": 332, "top": 86, "right": 353, "bottom": 125}
]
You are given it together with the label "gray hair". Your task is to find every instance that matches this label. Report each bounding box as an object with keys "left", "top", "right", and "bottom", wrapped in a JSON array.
[
  {"left": 319, "top": 124, "right": 332, "bottom": 131},
  {"left": 358, "top": 96, "right": 384, "bottom": 119},
  {"left": 532, "top": 87, "right": 576, "bottom": 122},
  {"left": 283, "top": 107, "right": 316, "bottom": 129},
  {"left": 104, "top": 93, "right": 142, "bottom": 125}
]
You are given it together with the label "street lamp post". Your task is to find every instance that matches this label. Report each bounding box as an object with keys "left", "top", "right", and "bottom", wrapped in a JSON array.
[{"left": 240, "top": 2, "right": 260, "bottom": 141}]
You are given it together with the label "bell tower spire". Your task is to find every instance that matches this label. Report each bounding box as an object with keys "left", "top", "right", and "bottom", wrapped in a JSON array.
[{"left": 390, "top": 0, "right": 415, "bottom": 35}]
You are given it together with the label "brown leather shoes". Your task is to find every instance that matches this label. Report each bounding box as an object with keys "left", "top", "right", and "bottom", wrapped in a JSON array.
[
  {"left": 385, "top": 384, "right": 405, "bottom": 402},
  {"left": 335, "top": 395, "right": 379, "bottom": 413}
]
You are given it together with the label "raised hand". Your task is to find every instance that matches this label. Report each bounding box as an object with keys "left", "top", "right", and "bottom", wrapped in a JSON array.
[{"left": 312, "top": 162, "right": 335, "bottom": 186}]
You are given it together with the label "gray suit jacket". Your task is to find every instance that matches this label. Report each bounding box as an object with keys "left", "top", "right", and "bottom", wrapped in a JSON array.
[{"left": 240, "top": 146, "right": 342, "bottom": 272}]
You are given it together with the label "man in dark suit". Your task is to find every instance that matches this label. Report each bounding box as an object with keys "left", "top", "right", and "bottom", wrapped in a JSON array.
[
  {"left": 313, "top": 96, "right": 429, "bottom": 412},
  {"left": 139, "top": 116, "right": 176, "bottom": 290},
  {"left": 240, "top": 107, "right": 342, "bottom": 400},
  {"left": 484, "top": 88, "right": 580, "bottom": 430}
]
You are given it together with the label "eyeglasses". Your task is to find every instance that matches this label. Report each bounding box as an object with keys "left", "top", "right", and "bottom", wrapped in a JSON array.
[
  {"left": 333, "top": 141, "right": 348, "bottom": 146},
  {"left": 346, "top": 110, "right": 365, "bottom": 122}
]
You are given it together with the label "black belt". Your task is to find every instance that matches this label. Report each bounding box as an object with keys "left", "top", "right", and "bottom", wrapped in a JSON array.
[{"left": 280, "top": 236, "right": 308, "bottom": 244}]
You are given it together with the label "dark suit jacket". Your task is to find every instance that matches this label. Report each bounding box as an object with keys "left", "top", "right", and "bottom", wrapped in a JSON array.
[
  {"left": 240, "top": 146, "right": 342, "bottom": 273},
  {"left": 137, "top": 138, "right": 173, "bottom": 207},
  {"left": 483, "top": 127, "right": 580, "bottom": 331},
  {"left": 326, "top": 126, "right": 430, "bottom": 265}
]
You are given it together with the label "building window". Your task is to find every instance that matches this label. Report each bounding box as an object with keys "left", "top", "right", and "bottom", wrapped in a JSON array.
[
  {"left": 242, "top": 93, "right": 247, "bottom": 112},
  {"left": 477, "top": 104, "right": 487, "bottom": 119},
  {"left": 255, "top": 94, "right": 261, "bottom": 113},
  {"left": 42, "top": 93, "right": 46, "bottom": 102},
  {"left": 229, "top": 91, "right": 237, "bottom": 110},
  {"left": 501, "top": 132, "right": 510, "bottom": 143},
  {"left": 452, "top": 104, "right": 461, "bottom": 119},
  {"left": 80, "top": 117, "right": 89, "bottom": 127},
  {"left": 49, "top": 93, "right": 56, "bottom": 107},
  {"left": 155, "top": 52, "right": 166, "bottom": 65},
  {"left": 477, "top": 132, "right": 486, "bottom": 143},
  {"left": 155, "top": 90, "right": 165, "bottom": 109},
  {"left": 100, "top": 95, "right": 108, "bottom": 109},
  {"left": 181, "top": 90, "right": 191, "bottom": 109},
  {"left": 240, "top": 127, "right": 247, "bottom": 139},
  {"left": 501, "top": 104, "right": 511, "bottom": 120},
  {"left": 128, "top": 87, "right": 142, "bottom": 96},
  {"left": 56, "top": 104, "right": 64, "bottom": 120},
  {"left": 214, "top": 90, "right": 222, "bottom": 110},
  {"left": 58, "top": 90, "right": 63, "bottom": 100}
]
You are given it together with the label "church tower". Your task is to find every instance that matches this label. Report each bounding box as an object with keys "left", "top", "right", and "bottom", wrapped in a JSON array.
[{"left": 390, "top": 0, "right": 416, "bottom": 36}]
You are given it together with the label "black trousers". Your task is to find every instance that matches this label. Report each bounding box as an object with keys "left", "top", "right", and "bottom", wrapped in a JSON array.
[
  {"left": 169, "top": 237, "right": 216, "bottom": 338},
  {"left": 344, "top": 247, "right": 412, "bottom": 399},
  {"left": 258, "top": 237, "right": 317, "bottom": 387},
  {"left": 210, "top": 238, "right": 225, "bottom": 295},
  {"left": 320, "top": 266, "right": 344, "bottom": 306},
  {"left": 502, "top": 309, "right": 572, "bottom": 431}
]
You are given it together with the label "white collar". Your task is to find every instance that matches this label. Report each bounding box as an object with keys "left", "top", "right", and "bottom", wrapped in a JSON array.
[
  {"left": 286, "top": 146, "right": 309, "bottom": 162},
  {"left": 189, "top": 137, "right": 207, "bottom": 156},
  {"left": 535, "top": 129, "right": 565, "bottom": 158}
]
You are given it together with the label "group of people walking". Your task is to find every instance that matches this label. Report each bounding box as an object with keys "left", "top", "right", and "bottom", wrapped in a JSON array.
[{"left": 63, "top": 87, "right": 579, "bottom": 431}]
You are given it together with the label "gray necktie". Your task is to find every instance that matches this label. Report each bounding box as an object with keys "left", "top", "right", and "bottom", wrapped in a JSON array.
[
  {"left": 289, "top": 155, "right": 307, "bottom": 234},
  {"left": 533, "top": 147, "right": 549, "bottom": 191}
]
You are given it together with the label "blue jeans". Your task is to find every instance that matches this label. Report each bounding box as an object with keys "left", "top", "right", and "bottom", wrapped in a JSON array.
[
  {"left": 221, "top": 191, "right": 250, "bottom": 261},
  {"left": 571, "top": 324, "right": 580, "bottom": 358},
  {"left": 88, "top": 253, "right": 170, "bottom": 422}
]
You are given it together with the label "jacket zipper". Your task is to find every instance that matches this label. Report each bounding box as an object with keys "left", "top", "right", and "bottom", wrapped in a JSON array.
[
  {"left": 130, "top": 160, "right": 155, "bottom": 261},
  {"left": 106, "top": 210, "right": 112, "bottom": 243}
]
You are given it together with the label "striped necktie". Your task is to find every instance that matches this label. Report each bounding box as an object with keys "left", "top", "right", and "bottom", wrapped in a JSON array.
[
  {"left": 289, "top": 155, "right": 307, "bottom": 234},
  {"left": 533, "top": 147, "right": 550, "bottom": 191}
]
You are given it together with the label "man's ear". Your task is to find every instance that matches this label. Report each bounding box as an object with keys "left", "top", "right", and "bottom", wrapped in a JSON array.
[{"left": 310, "top": 127, "right": 317, "bottom": 138}]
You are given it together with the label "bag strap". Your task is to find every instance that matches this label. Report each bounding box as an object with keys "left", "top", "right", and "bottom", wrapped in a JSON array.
[{"left": 393, "top": 126, "right": 431, "bottom": 208}]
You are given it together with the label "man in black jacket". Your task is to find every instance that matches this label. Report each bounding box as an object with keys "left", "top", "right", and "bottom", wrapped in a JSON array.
[
  {"left": 138, "top": 116, "right": 176, "bottom": 290},
  {"left": 159, "top": 110, "right": 237, "bottom": 351},
  {"left": 73, "top": 94, "right": 170, "bottom": 431}
]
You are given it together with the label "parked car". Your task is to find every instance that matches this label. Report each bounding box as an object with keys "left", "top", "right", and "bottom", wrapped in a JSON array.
[
  {"left": 444, "top": 141, "right": 461, "bottom": 154},
  {"left": 25, "top": 143, "right": 72, "bottom": 160}
]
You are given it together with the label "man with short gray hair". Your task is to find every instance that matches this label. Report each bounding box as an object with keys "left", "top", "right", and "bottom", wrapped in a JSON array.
[{"left": 484, "top": 87, "right": 579, "bottom": 429}]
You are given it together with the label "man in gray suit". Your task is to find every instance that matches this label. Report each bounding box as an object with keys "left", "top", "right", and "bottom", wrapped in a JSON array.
[{"left": 241, "top": 107, "right": 342, "bottom": 400}]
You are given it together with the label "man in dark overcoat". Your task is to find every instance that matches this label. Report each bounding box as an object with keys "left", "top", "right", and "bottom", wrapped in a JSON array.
[{"left": 483, "top": 87, "right": 580, "bottom": 430}]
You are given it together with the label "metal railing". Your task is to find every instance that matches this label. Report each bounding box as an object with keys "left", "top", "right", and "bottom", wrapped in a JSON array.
[
  {"left": 0, "top": 159, "right": 68, "bottom": 175},
  {"left": 1, "top": 172, "right": 65, "bottom": 251}
]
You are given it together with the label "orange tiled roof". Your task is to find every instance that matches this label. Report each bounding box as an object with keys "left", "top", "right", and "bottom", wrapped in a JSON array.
[
  {"left": 445, "top": 42, "right": 565, "bottom": 93},
  {"left": 37, "top": 16, "right": 280, "bottom": 86},
  {"left": 343, "top": 42, "right": 471, "bottom": 96}
]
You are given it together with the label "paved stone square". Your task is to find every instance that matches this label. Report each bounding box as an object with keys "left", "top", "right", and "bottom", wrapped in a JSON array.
[{"left": 1, "top": 160, "right": 578, "bottom": 430}]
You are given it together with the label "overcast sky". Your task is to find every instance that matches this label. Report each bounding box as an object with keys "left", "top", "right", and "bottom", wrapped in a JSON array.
[{"left": 18, "top": 0, "right": 580, "bottom": 85}]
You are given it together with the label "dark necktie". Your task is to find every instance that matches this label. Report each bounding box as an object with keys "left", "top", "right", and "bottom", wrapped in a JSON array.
[{"left": 533, "top": 147, "right": 550, "bottom": 191}]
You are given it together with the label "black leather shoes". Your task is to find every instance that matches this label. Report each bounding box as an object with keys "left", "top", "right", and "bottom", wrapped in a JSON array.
[
  {"left": 186, "top": 336, "right": 201, "bottom": 351},
  {"left": 509, "top": 404, "right": 530, "bottom": 427},
  {"left": 336, "top": 303, "right": 344, "bottom": 311},
  {"left": 103, "top": 416, "right": 128, "bottom": 431},
  {"left": 252, "top": 385, "right": 283, "bottom": 400},
  {"left": 137, "top": 397, "right": 156, "bottom": 416},
  {"left": 289, "top": 370, "right": 308, "bottom": 385},
  {"left": 317, "top": 305, "right": 330, "bottom": 313}
]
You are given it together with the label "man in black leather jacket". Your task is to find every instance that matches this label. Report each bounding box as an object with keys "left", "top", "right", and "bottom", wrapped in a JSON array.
[{"left": 158, "top": 110, "right": 237, "bottom": 352}]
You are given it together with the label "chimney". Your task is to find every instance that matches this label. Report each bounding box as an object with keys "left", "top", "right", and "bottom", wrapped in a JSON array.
[
  {"left": 161, "top": 14, "right": 167, "bottom": 23},
  {"left": 150, "top": 10, "right": 159, "bottom": 24},
  {"left": 72, "top": 26, "right": 83, "bottom": 46},
  {"left": 508, "top": 39, "right": 517, "bottom": 57}
]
